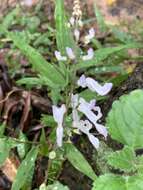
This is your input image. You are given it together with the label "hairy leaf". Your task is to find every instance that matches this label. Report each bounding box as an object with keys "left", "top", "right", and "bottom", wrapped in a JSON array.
[
  {"left": 107, "top": 146, "right": 136, "bottom": 172},
  {"left": 106, "top": 90, "right": 143, "bottom": 148}
]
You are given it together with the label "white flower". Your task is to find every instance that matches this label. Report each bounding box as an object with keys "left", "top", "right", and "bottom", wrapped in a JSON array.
[
  {"left": 24, "top": 0, "right": 33, "bottom": 6},
  {"left": 78, "top": 120, "right": 100, "bottom": 149},
  {"left": 74, "top": 29, "right": 80, "bottom": 41},
  {"left": 77, "top": 75, "right": 113, "bottom": 96},
  {"left": 82, "top": 48, "right": 94, "bottom": 61},
  {"left": 52, "top": 104, "right": 66, "bottom": 147},
  {"left": 78, "top": 98, "right": 108, "bottom": 138},
  {"left": 55, "top": 51, "right": 67, "bottom": 61},
  {"left": 66, "top": 47, "right": 75, "bottom": 60},
  {"left": 69, "top": 17, "right": 75, "bottom": 26},
  {"left": 85, "top": 28, "right": 95, "bottom": 44}
]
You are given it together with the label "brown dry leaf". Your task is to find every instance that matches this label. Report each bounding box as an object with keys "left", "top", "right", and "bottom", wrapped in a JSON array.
[{"left": 1, "top": 158, "right": 18, "bottom": 182}]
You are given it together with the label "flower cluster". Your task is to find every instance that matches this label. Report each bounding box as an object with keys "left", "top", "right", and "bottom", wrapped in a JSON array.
[{"left": 52, "top": 75, "right": 112, "bottom": 149}]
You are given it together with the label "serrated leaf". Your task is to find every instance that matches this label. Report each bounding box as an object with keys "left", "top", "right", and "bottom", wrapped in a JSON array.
[
  {"left": 12, "top": 147, "right": 38, "bottom": 190},
  {"left": 75, "top": 43, "right": 143, "bottom": 70},
  {"left": 65, "top": 143, "right": 97, "bottom": 180},
  {"left": 92, "top": 174, "right": 143, "bottom": 190},
  {"left": 47, "top": 181, "right": 70, "bottom": 190},
  {"left": 92, "top": 174, "right": 125, "bottom": 190},
  {"left": 4, "top": 30, "right": 65, "bottom": 88},
  {"left": 106, "top": 89, "right": 143, "bottom": 148},
  {"left": 107, "top": 146, "right": 136, "bottom": 172}
]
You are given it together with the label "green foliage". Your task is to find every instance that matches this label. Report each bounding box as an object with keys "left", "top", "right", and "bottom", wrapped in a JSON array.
[
  {"left": 75, "top": 43, "right": 143, "bottom": 70},
  {"left": 107, "top": 146, "right": 136, "bottom": 172},
  {"left": 0, "top": 123, "right": 6, "bottom": 137},
  {"left": 47, "top": 181, "right": 69, "bottom": 190},
  {"left": 55, "top": 0, "right": 77, "bottom": 54},
  {"left": 0, "top": 138, "right": 17, "bottom": 166},
  {"left": 4, "top": 30, "right": 66, "bottom": 89},
  {"left": 65, "top": 143, "right": 97, "bottom": 180},
  {"left": 107, "top": 89, "right": 143, "bottom": 148},
  {"left": 12, "top": 147, "right": 38, "bottom": 190},
  {"left": 92, "top": 174, "right": 143, "bottom": 190},
  {"left": 17, "top": 131, "right": 30, "bottom": 159}
]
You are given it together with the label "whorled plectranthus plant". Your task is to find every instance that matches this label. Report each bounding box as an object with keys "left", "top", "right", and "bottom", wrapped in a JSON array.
[{"left": 53, "top": 0, "right": 113, "bottom": 150}]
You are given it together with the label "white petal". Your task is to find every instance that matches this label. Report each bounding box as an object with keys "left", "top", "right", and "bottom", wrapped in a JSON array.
[
  {"left": 82, "top": 48, "right": 94, "bottom": 61},
  {"left": 66, "top": 47, "right": 75, "bottom": 60},
  {"left": 72, "top": 109, "right": 80, "bottom": 128},
  {"left": 74, "top": 29, "right": 80, "bottom": 41},
  {"left": 56, "top": 126, "right": 63, "bottom": 147},
  {"left": 24, "top": 0, "right": 33, "bottom": 6},
  {"left": 55, "top": 51, "right": 67, "bottom": 61},
  {"left": 52, "top": 104, "right": 66, "bottom": 125},
  {"left": 78, "top": 120, "right": 92, "bottom": 134},
  {"left": 95, "top": 123, "right": 108, "bottom": 139},
  {"left": 77, "top": 74, "right": 87, "bottom": 88},
  {"left": 71, "top": 94, "right": 79, "bottom": 108},
  {"left": 69, "top": 17, "right": 75, "bottom": 26},
  {"left": 88, "top": 134, "right": 99, "bottom": 149},
  {"left": 86, "top": 78, "right": 113, "bottom": 96}
]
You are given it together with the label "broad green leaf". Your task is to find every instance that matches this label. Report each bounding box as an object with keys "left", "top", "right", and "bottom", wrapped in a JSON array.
[
  {"left": 107, "top": 146, "right": 136, "bottom": 172},
  {"left": 65, "top": 143, "right": 97, "bottom": 180},
  {"left": 92, "top": 174, "right": 125, "bottom": 190},
  {"left": 75, "top": 43, "right": 143, "bottom": 70},
  {"left": 47, "top": 181, "right": 70, "bottom": 190},
  {"left": 92, "top": 174, "right": 143, "bottom": 190},
  {"left": 106, "top": 90, "right": 143, "bottom": 148},
  {"left": 12, "top": 147, "right": 38, "bottom": 190},
  {"left": 4, "top": 31, "right": 65, "bottom": 88},
  {"left": 55, "top": 0, "right": 77, "bottom": 54}
]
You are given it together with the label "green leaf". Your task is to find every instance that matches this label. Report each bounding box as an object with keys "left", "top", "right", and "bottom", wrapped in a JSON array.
[
  {"left": 107, "top": 146, "right": 136, "bottom": 172},
  {"left": 17, "top": 132, "right": 30, "bottom": 159},
  {"left": 5, "top": 31, "right": 65, "bottom": 88},
  {"left": 65, "top": 143, "right": 97, "bottom": 180},
  {"left": 106, "top": 89, "right": 143, "bottom": 148},
  {"left": 0, "top": 124, "right": 6, "bottom": 137},
  {"left": 75, "top": 43, "right": 143, "bottom": 70},
  {"left": 47, "top": 181, "right": 70, "bottom": 190},
  {"left": 55, "top": 0, "right": 77, "bottom": 54},
  {"left": 12, "top": 147, "right": 38, "bottom": 190},
  {"left": 0, "top": 138, "right": 17, "bottom": 166},
  {"left": 92, "top": 174, "right": 143, "bottom": 190},
  {"left": 94, "top": 3, "right": 106, "bottom": 32},
  {"left": 39, "top": 128, "right": 49, "bottom": 156},
  {"left": 92, "top": 174, "right": 125, "bottom": 190}
]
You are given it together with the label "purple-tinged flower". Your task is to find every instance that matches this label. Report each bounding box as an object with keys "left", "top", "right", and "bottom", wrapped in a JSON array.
[
  {"left": 77, "top": 75, "right": 113, "bottom": 96},
  {"left": 84, "top": 28, "right": 95, "bottom": 44},
  {"left": 82, "top": 48, "right": 94, "bottom": 61},
  {"left": 66, "top": 47, "right": 75, "bottom": 60},
  {"left": 55, "top": 51, "right": 67, "bottom": 61},
  {"left": 52, "top": 104, "right": 66, "bottom": 147}
]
